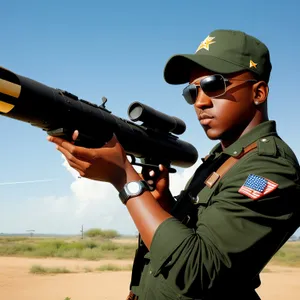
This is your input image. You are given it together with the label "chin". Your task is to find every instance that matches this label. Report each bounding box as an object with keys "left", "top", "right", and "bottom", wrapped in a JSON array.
[{"left": 203, "top": 127, "right": 223, "bottom": 141}]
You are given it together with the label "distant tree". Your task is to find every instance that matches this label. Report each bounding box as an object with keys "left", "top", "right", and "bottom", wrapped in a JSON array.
[{"left": 84, "top": 228, "right": 120, "bottom": 239}]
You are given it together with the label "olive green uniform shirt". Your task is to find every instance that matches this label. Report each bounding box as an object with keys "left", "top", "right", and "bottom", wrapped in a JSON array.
[{"left": 130, "top": 121, "right": 300, "bottom": 299}]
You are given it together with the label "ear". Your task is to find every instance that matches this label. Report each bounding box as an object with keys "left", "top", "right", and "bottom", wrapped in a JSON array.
[{"left": 253, "top": 81, "right": 269, "bottom": 105}]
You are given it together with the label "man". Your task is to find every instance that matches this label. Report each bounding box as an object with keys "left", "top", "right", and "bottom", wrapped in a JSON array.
[{"left": 48, "top": 29, "right": 300, "bottom": 299}]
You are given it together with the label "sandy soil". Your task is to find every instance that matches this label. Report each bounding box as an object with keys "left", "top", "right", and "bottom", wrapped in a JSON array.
[{"left": 0, "top": 256, "right": 299, "bottom": 300}]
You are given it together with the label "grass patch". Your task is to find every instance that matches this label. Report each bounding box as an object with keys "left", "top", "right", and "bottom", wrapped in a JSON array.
[
  {"left": 1, "top": 237, "right": 299, "bottom": 268},
  {"left": 0, "top": 236, "right": 137, "bottom": 260},
  {"left": 96, "top": 264, "right": 132, "bottom": 272},
  {"left": 1, "top": 237, "right": 300, "bottom": 267},
  {"left": 30, "top": 264, "right": 132, "bottom": 274},
  {"left": 30, "top": 264, "right": 72, "bottom": 275},
  {"left": 261, "top": 268, "right": 272, "bottom": 273},
  {"left": 270, "top": 242, "right": 300, "bottom": 267},
  {"left": 83, "top": 266, "right": 93, "bottom": 273}
]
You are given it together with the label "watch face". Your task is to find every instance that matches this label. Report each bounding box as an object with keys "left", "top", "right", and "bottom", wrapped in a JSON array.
[
  {"left": 119, "top": 180, "right": 149, "bottom": 204},
  {"left": 127, "top": 181, "right": 141, "bottom": 194}
]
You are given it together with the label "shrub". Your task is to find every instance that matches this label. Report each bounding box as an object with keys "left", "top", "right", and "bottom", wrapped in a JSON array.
[
  {"left": 30, "top": 265, "right": 71, "bottom": 274},
  {"left": 84, "top": 228, "right": 120, "bottom": 239},
  {"left": 84, "top": 228, "right": 103, "bottom": 237}
]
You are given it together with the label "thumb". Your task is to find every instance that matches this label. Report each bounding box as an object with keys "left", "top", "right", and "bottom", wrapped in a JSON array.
[{"left": 155, "top": 164, "right": 170, "bottom": 189}]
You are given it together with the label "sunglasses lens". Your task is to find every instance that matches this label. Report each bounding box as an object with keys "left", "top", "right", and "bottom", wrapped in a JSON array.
[
  {"left": 182, "top": 84, "right": 197, "bottom": 104},
  {"left": 182, "top": 75, "right": 226, "bottom": 104},
  {"left": 201, "top": 74, "right": 226, "bottom": 98}
]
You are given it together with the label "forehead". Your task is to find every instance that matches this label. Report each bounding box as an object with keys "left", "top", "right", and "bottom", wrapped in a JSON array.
[{"left": 189, "top": 68, "right": 215, "bottom": 83}]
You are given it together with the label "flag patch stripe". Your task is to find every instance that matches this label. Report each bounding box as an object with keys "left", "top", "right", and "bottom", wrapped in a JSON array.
[{"left": 238, "top": 174, "right": 278, "bottom": 200}]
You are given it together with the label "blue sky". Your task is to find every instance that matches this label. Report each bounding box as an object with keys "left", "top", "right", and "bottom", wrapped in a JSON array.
[{"left": 0, "top": 0, "right": 299, "bottom": 236}]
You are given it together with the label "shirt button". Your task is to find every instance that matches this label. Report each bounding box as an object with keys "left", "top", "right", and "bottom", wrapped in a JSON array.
[
  {"left": 261, "top": 138, "right": 268, "bottom": 142},
  {"left": 233, "top": 151, "right": 238, "bottom": 155},
  {"left": 149, "top": 270, "right": 152, "bottom": 275}
]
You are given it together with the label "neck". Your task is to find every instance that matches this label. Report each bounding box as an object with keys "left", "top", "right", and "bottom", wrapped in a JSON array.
[{"left": 221, "top": 113, "right": 269, "bottom": 149}]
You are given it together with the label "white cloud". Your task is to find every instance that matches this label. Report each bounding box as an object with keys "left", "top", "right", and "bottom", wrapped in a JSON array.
[
  {"left": 5, "top": 155, "right": 299, "bottom": 237},
  {"left": 58, "top": 157, "right": 200, "bottom": 235},
  {"left": 1, "top": 155, "right": 200, "bottom": 235},
  {"left": 48, "top": 156, "right": 199, "bottom": 235}
]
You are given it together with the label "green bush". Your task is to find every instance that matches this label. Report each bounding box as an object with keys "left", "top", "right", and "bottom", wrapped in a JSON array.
[
  {"left": 84, "top": 228, "right": 120, "bottom": 239},
  {"left": 84, "top": 228, "right": 103, "bottom": 237},
  {"left": 99, "top": 241, "right": 119, "bottom": 251},
  {"left": 100, "top": 229, "right": 120, "bottom": 239},
  {"left": 0, "top": 243, "right": 34, "bottom": 255}
]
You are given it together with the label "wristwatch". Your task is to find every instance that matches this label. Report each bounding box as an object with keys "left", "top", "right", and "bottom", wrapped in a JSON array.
[{"left": 119, "top": 180, "right": 150, "bottom": 204}]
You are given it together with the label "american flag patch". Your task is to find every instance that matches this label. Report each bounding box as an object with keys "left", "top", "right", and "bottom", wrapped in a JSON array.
[{"left": 238, "top": 174, "right": 278, "bottom": 200}]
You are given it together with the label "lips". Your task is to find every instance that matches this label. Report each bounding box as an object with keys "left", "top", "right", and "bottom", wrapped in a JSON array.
[
  {"left": 198, "top": 113, "right": 214, "bottom": 126},
  {"left": 198, "top": 113, "right": 213, "bottom": 120}
]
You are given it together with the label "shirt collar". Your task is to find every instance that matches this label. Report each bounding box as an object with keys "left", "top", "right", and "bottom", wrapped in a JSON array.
[{"left": 210, "top": 120, "right": 278, "bottom": 158}]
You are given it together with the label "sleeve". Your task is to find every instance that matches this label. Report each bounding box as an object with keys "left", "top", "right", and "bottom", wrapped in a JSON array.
[{"left": 149, "top": 153, "right": 300, "bottom": 296}]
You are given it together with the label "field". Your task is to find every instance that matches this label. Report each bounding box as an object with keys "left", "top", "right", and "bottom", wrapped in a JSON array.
[{"left": 0, "top": 236, "right": 299, "bottom": 299}]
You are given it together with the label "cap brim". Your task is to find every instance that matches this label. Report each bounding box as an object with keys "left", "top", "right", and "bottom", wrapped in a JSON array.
[{"left": 163, "top": 54, "right": 246, "bottom": 84}]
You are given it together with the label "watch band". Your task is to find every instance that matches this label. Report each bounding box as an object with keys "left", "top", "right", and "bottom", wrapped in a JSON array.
[{"left": 119, "top": 180, "right": 150, "bottom": 205}]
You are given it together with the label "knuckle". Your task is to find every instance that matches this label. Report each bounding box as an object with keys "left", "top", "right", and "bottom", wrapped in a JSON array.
[
  {"left": 69, "top": 147, "right": 76, "bottom": 155},
  {"left": 66, "top": 152, "right": 74, "bottom": 160}
]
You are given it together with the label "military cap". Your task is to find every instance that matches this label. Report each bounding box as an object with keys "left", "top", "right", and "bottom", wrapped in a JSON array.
[{"left": 164, "top": 29, "right": 272, "bottom": 84}]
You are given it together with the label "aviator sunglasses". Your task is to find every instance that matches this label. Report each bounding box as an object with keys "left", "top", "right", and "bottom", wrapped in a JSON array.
[{"left": 182, "top": 74, "right": 257, "bottom": 104}]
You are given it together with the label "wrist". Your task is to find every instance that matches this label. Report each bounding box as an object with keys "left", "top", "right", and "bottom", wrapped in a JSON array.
[
  {"left": 113, "top": 160, "right": 140, "bottom": 192},
  {"left": 119, "top": 180, "right": 150, "bottom": 205}
]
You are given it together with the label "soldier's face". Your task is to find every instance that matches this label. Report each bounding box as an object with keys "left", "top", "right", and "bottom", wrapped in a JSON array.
[{"left": 189, "top": 69, "right": 257, "bottom": 144}]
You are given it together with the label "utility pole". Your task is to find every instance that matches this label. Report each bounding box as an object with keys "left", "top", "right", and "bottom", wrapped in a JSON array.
[
  {"left": 26, "top": 229, "right": 35, "bottom": 238},
  {"left": 80, "top": 225, "right": 84, "bottom": 239}
]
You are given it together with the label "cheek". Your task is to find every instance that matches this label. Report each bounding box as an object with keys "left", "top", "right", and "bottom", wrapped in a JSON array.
[
  {"left": 214, "top": 101, "right": 240, "bottom": 123},
  {"left": 214, "top": 98, "right": 253, "bottom": 123}
]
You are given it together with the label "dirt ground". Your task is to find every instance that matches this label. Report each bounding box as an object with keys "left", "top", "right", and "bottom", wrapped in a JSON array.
[{"left": 0, "top": 256, "right": 299, "bottom": 300}]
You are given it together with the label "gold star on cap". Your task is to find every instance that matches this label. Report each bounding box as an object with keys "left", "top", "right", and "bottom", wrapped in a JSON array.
[
  {"left": 249, "top": 60, "right": 258, "bottom": 68},
  {"left": 196, "top": 35, "right": 216, "bottom": 52}
]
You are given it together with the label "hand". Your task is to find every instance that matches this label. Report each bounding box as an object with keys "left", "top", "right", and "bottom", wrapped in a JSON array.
[
  {"left": 143, "top": 164, "right": 169, "bottom": 200},
  {"left": 142, "top": 164, "right": 174, "bottom": 212},
  {"left": 47, "top": 130, "right": 131, "bottom": 189}
]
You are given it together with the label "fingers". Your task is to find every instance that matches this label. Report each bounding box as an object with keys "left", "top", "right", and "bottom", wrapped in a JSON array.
[
  {"left": 140, "top": 164, "right": 169, "bottom": 186},
  {"left": 56, "top": 145, "right": 89, "bottom": 168},
  {"left": 67, "top": 161, "right": 86, "bottom": 177},
  {"left": 48, "top": 132, "right": 97, "bottom": 162},
  {"left": 47, "top": 135, "right": 70, "bottom": 146},
  {"left": 158, "top": 164, "right": 169, "bottom": 175},
  {"left": 48, "top": 130, "right": 117, "bottom": 152},
  {"left": 149, "top": 170, "right": 155, "bottom": 177},
  {"left": 72, "top": 130, "right": 79, "bottom": 141},
  {"left": 149, "top": 164, "right": 168, "bottom": 177},
  {"left": 47, "top": 135, "right": 78, "bottom": 152}
]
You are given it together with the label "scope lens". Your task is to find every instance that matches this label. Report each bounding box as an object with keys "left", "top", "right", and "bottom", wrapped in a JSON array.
[{"left": 128, "top": 104, "right": 143, "bottom": 121}]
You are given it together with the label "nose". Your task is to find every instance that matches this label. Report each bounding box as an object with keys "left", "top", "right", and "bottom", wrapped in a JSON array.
[{"left": 194, "top": 88, "right": 213, "bottom": 110}]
